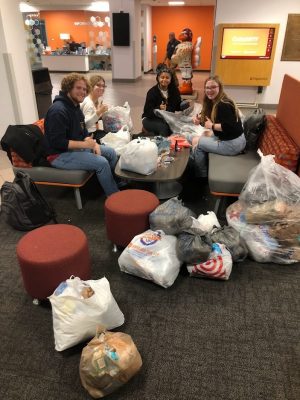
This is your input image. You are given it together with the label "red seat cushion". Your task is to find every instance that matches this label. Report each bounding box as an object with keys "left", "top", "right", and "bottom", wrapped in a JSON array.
[
  {"left": 105, "top": 189, "right": 160, "bottom": 248},
  {"left": 17, "top": 224, "right": 91, "bottom": 299},
  {"left": 259, "top": 115, "right": 300, "bottom": 172}
]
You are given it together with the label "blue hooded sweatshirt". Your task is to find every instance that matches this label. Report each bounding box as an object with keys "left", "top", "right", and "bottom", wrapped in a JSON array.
[{"left": 44, "top": 91, "right": 88, "bottom": 155}]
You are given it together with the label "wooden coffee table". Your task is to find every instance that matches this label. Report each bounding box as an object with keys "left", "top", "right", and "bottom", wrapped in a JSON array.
[{"left": 115, "top": 148, "right": 190, "bottom": 199}]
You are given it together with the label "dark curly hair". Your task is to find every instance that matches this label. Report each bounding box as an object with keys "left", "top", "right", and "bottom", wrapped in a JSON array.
[{"left": 61, "top": 73, "right": 90, "bottom": 94}]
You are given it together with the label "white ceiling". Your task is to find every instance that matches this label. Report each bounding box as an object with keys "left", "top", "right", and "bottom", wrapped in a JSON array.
[{"left": 21, "top": 0, "right": 216, "bottom": 11}]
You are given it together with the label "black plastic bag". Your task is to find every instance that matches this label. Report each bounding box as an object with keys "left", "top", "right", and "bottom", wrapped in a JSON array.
[{"left": 243, "top": 108, "right": 266, "bottom": 151}]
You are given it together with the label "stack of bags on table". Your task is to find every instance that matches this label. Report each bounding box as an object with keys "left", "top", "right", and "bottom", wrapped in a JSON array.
[
  {"left": 48, "top": 276, "right": 142, "bottom": 398},
  {"left": 226, "top": 153, "right": 300, "bottom": 264},
  {"left": 118, "top": 197, "right": 248, "bottom": 288}
]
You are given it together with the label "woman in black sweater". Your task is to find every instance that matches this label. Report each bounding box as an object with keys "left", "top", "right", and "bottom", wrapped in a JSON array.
[
  {"left": 142, "top": 65, "right": 182, "bottom": 136},
  {"left": 191, "top": 75, "right": 246, "bottom": 178}
]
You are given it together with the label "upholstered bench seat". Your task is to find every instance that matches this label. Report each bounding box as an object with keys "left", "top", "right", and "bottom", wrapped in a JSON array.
[
  {"left": 209, "top": 151, "right": 260, "bottom": 196},
  {"left": 12, "top": 166, "right": 94, "bottom": 210}
]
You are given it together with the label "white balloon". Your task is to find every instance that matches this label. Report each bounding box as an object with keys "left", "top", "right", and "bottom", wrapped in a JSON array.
[
  {"left": 25, "top": 19, "right": 30, "bottom": 26},
  {"left": 29, "top": 19, "right": 35, "bottom": 26},
  {"left": 105, "top": 16, "right": 110, "bottom": 23},
  {"left": 90, "top": 16, "right": 96, "bottom": 23},
  {"left": 37, "top": 38, "right": 42, "bottom": 44},
  {"left": 195, "top": 47, "right": 200, "bottom": 54}
]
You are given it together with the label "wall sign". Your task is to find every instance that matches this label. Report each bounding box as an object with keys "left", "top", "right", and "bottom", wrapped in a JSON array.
[{"left": 281, "top": 14, "right": 300, "bottom": 61}]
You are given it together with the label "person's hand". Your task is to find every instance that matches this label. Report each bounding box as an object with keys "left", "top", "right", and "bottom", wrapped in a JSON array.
[
  {"left": 96, "top": 102, "right": 108, "bottom": 117},
  {"left": 93, "top": 143, "right": 101, "bottom": 155},
  {"left": 193, "top": 113, "right": 201, "bottom": 125},
  {"left": 160, "top": 101, "right": 167, "bottom": 110},
  {"left": 204, "top": 117, "right": 214, "bottom": 130},
  {"left": 84, "top": 137, "right": 96, "bottom": 149},
  {"left": 192, "top": 135, "right": 201, "bottom": 149},
  {"left": 203, "top": 130, "right": 213, "bottom": 137}
]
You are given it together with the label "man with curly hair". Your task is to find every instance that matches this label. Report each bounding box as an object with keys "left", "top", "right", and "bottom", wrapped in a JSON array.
[{"left": 44, "top": 72, "right": 119, "bottom": 197}]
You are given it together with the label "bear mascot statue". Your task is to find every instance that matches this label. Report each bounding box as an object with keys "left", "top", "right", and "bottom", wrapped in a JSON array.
[{"left": 171, "top": 28, "right": 201, "bottom": 95}]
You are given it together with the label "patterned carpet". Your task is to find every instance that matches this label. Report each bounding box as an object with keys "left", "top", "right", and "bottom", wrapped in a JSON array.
[{"left": 0, "top": 180, "right": 299, "bottom": 400}]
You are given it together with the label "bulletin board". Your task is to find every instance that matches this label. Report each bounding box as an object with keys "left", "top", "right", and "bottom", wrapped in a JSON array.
[
  {"left": 214, "top": 23, "right": 279, "bottom": 86},
  {"left": 281, "top": 14, "right": 300, "bottom": 61}
]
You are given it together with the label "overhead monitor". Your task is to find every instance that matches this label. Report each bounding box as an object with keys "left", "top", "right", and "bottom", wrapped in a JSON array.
[{"left": 220, "top": 27, "right": 275, "bottom": 60}]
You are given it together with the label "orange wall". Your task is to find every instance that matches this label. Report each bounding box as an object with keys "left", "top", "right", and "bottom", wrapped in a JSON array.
[
  {"left": 152, "top": 6, "right": 214, "bottom": 70},
  {"left": 40, "top": 10, "right": 110, "bottom": 50}
]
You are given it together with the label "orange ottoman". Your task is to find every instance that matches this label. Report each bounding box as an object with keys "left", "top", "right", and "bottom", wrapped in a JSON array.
[
  {"left": 16, "top": 224, "right": 91, "bottom": 302},
  {"left": 104, "top": 189, "right": 160, "bottom": 249}
]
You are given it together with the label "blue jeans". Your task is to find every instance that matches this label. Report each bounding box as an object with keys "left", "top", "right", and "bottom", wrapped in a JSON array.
[
  {"left": 191, "top": 134, "right": 246, "bottom": 177},
  {"left": 51, "top": 146, "right": 119, "bottom": 196}
]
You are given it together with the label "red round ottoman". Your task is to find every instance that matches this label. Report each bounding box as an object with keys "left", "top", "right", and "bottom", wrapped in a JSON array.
[
  {"left": 104, "top": 189, "right": 160, "bottom": 248},
  {"left": 16, "top": 224, "right": 91, "bottom": 301}
]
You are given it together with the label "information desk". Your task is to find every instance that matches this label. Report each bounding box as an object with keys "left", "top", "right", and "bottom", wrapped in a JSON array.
[{"left": 41, "top": 55, "right": 89, "bottom": 72}]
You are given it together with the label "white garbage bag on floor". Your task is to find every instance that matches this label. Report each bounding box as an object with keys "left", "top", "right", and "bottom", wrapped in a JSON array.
[
  {"left": 118, "top": 230, "right": 181, "bottom": 288},
  {"left": 49, "top": 276, "right": 125, "bottom": 351}
]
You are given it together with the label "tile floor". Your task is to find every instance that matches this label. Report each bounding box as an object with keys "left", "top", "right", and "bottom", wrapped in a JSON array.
[{"left": 0, "top": 70, "right": 209, "bottom": 188}]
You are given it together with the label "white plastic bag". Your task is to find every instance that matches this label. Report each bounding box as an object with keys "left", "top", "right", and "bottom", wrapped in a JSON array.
[
  {"left": 100, "top": 126, "right": 130, "bottom": 155},
  {"left": 48, "top": 277, "right": 125, "bottom": 351},
  {"left": 187, "top": 243, "right": 232, "bottom": 280},
  {"left": 119, "top": 138, "right": 158, "bottom": 175},
  {"left": 118, "top": 230, "right": 181, "bottom": 288},
  {"left": 102, "top": 101, "right": 133, "bottom": 133},
  {"left": 196, "top": 211, "right": 221, "bottom": 233}
]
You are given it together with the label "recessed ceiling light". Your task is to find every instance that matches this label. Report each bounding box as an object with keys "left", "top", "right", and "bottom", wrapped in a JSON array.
[
  {"left": 88, "top": 2, "right": 109, "bottom": 12},
  {"left": 168, "top": 1, "right": 185, "bottom": 5}
]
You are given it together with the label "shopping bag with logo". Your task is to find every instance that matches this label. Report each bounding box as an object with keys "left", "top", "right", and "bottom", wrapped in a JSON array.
[
  {"left": 80, "top": 326, "right": 142, "bottom": 398},
  {"left": 119, "top": 138, "right": 158, "bottom": 175},
  {"left": 48, "top": 276, "right": 125, "bottom": 351},
  {"left": 118, "top": 229, "right": 181, "bottom": 288},
  {"left": 187, "top": 243, "right": 233, "bottom": 280}
]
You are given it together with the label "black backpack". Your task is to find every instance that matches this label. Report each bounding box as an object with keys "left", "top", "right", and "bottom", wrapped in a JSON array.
[
  {"left": 0, "top": 171, "right": 57, "bottom": 231},
  {"left": 243, "top": 108, "right": 267, "bottom": 151}
]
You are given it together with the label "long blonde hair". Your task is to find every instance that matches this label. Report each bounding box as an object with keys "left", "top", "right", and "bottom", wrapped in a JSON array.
[{"left": 200, "top": 75, "right": 240, "bottom": 125}]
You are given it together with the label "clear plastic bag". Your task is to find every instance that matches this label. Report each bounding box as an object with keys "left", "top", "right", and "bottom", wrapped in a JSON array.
[
  {"left": 80, "top": 327, "right": 142, "bottom": 398},
  {"left": 155, "top": 108, "right": 206, "bottom": 138},
  {"left": 226, "top": 152, "right": 300, "bottom": 264},
  {"left": 102, "top": 102, "right": 133, "bottom": 133}
]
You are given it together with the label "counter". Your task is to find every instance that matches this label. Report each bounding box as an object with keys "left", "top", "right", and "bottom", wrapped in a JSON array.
[{"left": 41, "top": 55, "right": 89, "bottom": 72}]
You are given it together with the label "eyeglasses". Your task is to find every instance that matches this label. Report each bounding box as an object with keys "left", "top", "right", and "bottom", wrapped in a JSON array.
[{"left": 205, "top": 85, "right": 219, "bottom": 90}]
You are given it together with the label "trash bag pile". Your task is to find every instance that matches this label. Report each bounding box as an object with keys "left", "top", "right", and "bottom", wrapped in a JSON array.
[
  {"left": 118, "top": 197, "right": 248, "bottom": 287},
  {"left": 226, "top": 152, "right": 300, "bottom": 264}
]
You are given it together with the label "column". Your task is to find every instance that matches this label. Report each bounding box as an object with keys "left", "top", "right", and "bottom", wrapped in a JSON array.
[
  {"left": 109, "top": 0, "right": 141, "bottom": 81},
  {"left": 0, "top": 0, "right": 38, "bottom": 139}
]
